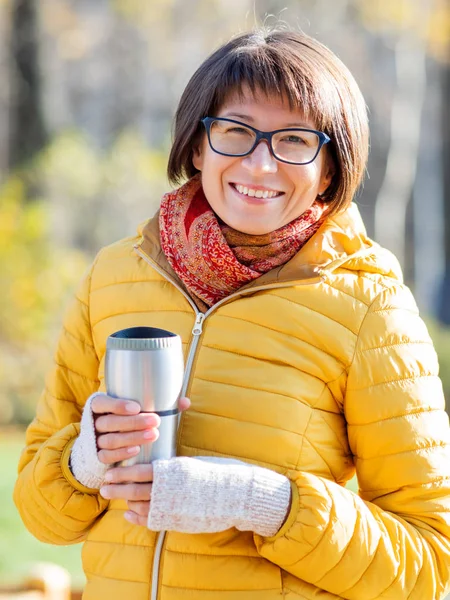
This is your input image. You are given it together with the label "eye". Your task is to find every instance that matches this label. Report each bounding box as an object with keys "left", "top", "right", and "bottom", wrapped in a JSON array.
[
  {"left": 225, "top": 126, "right": 252, "bottom": 135},
  {"left": 280, "top": 134, "right": 308, "bottom": 145}
]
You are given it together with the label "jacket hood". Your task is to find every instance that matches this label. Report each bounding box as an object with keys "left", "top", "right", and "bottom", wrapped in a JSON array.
[{"left": 306, "top": 203, "right": 403, "bottom": 282}]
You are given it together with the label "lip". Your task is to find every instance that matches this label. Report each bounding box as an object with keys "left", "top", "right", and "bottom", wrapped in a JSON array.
[
  {"left": 231, "top": 182, "right": 283, "bottom": 194},
  {"left": 229, "top": 183, "right": 278, "bottom": 204},
  {"left": 229, "top": 183, "right": 284, "bottom": 204}
]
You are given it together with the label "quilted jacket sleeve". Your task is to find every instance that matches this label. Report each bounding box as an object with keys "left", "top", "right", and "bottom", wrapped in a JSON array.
[
  {"left": 13, "top": 257, "right": 109, "bottom": 545},
  {"left": 255, "top": 282, "right": 450, "bottom": 599}
]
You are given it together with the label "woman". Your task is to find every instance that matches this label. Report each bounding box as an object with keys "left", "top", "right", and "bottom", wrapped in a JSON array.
[{"left": 14, "top": 29, "right": 450, "bottom": 600}]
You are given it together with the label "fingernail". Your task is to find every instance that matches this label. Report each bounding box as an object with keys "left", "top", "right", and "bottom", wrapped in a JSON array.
[
  {"left": 104, "top": 472, "right": 113, "bottom": 482},
  {"left": 143, "top": 430, "right": 156, "bottom": 440},
  {"left": 126, "top": 402, "right": 140, "bottom": 413},
  {"left": 100, "top": 486, "right": 110, "bottom": 498},
  {"left": 127, "top": 446, "right": 140, "bottom": 454}
]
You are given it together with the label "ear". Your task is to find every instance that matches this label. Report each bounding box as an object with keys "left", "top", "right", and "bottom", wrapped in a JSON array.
[
  {"left": 192, "top": 142, "right": 204, "bottom": 171},
  {"left": 318, "top": 154, "right": 336, "bottom": 196}
]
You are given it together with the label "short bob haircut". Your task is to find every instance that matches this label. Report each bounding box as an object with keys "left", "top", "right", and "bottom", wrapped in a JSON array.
[{"left": 167, "top": 29, "right": 369, "bottom": 216}]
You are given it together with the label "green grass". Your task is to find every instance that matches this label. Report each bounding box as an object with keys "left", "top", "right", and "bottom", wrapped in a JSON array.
[{"left": 0, "top": 431, "right": 84, "bottom": 587}]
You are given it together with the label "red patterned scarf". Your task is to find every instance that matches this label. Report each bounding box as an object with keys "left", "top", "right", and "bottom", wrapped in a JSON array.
[{"left": 159, "top": 176, "right": 326, "bottom": 307}]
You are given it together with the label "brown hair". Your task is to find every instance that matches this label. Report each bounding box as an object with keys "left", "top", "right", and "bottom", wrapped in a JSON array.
[{"left": 167, "top": 29, "right": 369, "bottom": 215}]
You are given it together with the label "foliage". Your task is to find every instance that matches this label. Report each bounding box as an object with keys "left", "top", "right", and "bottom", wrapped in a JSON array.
[
  {"left": 36, "top": 130, "right": 168, "bottom": 252},
  {"left": 0, "top": 130, "right": 168, "bottom": 425},
  {"left": 0, "top": 174, "right": 89, "bottom": 424},
  {"left": 354, "top": 0, "right": 449, "bottom": 62}
]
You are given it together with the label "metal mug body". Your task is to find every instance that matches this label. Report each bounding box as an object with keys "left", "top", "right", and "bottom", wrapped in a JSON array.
[{"left": 105, "top": 326, "right": 184, "bottom": 466}]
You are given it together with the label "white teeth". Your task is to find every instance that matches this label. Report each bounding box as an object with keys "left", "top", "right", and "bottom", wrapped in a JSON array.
[{"left": 234, "top": 184, "right": 280, "bottom": 198}]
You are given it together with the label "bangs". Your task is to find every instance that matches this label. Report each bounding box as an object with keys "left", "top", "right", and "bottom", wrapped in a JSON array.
[{"left": 207, "top": 39, "right": 338, "bottom": 131}]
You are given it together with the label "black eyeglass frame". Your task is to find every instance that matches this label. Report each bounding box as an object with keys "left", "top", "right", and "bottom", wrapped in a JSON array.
[{"left": 201, "top": 116, "right": 331, "bottom": 165}]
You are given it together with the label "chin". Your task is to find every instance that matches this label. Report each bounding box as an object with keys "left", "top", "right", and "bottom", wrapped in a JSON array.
[
  {"left": 222, "top": 219, "right": 277, "bottom": 235},
  {"left": 242, "top": 226, "right": 274, "bottom": 235}
]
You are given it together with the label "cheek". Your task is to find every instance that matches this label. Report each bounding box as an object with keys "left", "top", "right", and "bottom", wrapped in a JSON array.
[
  {"left": 203, "top": 155, "right": 236, "bottom": 184},
  {"left": 286, "top": 165, "right": 320, "bottom": 192}
]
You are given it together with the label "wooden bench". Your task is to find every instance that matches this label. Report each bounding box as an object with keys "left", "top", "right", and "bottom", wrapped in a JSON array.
[{"left": 0, "top": 563, "right": 81, "bottom": 600}]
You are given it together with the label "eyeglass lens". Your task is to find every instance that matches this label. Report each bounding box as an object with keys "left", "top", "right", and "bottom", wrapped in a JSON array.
[{"left": 208, "top": 119, "right": 321, "bottom": 164}]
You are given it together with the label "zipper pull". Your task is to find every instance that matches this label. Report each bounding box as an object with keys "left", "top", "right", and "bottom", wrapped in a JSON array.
[
  {"left": 192, "top": 313, "right": 205, "bottom": 336},
  {"left": 317, "top": 268, "right": 328, "bottom": 282}
]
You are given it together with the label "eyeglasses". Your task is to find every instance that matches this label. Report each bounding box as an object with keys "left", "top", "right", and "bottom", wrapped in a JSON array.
[{"left": 201, "top": 117, "right": 330, "bottom": 165}]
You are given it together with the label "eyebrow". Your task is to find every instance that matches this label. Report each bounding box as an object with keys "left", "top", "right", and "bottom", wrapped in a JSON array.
[{"left": 221, "top": 112, "right": 311, "bottom": 128}]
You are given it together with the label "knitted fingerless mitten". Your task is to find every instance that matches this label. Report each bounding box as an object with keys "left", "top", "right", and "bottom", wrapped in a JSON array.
[
  {"left": 69, "top": 392, "right": 110, "bottom": 489},
  {"left": 148, "top": 456, "right": 291, "bottom": 537}
]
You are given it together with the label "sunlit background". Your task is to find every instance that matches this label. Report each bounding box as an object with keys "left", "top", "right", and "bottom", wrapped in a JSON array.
[{"left": 0, "top": 0, "right": 449, "bottom": 594}]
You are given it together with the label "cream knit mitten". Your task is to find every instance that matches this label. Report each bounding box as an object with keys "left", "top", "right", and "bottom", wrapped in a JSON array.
[
  {"left": 148, "top": 456, "right": 291, "bottom": 537},
  {"left": 69, "top": 392, "right": 110, "bottom": 489}
]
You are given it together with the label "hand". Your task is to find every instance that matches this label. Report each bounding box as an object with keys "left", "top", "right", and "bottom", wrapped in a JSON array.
[
  {"left": 93, "top": 395, "right": 191, "bottom": 465},
  {"left": 92, "top": 394, "right": 161, "bottom": 465},
  {"left": 98, "top": 396, "right": 191, "bottom": 524},
  {"left": 100, "top": 462, "right": 154, "bottom": 526},
  {"left": 108, "top": 456, "right": 292, "bottom": 535}
]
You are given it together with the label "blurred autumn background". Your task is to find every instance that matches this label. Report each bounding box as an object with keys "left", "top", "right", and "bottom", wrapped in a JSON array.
[{"left": 0, "top": 0, "right": 449, "bottom": 594}]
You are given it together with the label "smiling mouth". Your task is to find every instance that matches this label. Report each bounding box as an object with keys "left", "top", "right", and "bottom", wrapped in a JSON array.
[{"left": 231, "top": 183, "right": 284, "bottom": 199}]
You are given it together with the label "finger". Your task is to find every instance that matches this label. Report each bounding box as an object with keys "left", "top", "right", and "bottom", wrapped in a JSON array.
[
  {"left": 105, "top": 463, "right": 154, "bottom": 483},
  {"left": 124, "top": 510, "right": 147, "bottom": 527},
  {"left": 98, "top": 445, "right": 141, "bottom": 465},
  {"left": 97, "top": 427, "right": 159, "bottom": 451},
  {"left": 95, "top": 412, "right": 160, "bottom": 434},
  {"left": 179, "top": 397, "right": 191, "bottom": 412},
  {"left": 100, "top": 483, "right": 152, "bottom": 501},
  {"left": 91, "top": 394, "right": 141, "bottom": 416},
  {"left": 127, "top": 500, "right": 150, "bottom": 517}
]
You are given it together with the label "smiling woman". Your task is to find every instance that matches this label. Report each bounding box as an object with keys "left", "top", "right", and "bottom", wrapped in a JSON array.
[{"left": 13, "top": 28, "right": 450, "bottom": 600}]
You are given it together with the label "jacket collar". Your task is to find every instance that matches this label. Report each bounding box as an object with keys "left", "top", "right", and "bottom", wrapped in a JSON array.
[{"left": 136, "top": 203, "right": 402, "bottom": 295}]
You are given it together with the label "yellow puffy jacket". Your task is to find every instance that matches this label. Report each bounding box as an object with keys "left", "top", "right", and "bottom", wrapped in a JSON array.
[{"left": 14, "top": 204, "right": 450, "bottom": 599}]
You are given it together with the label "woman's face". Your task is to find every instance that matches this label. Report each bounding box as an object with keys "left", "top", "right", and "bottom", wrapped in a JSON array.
[{"left": 193, "top": 88, "right": 334, "bottom": 235}]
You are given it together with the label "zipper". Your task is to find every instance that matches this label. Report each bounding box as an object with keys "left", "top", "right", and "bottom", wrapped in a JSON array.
[
  {"left": 149, "top": 309, "right": 204, "bottom": 600},
  {"left": 150, "top": 530, "right": 166, "bottom": 600},
  {"left": 181, "top": 313, "right": 205, "bottom": 397},
  {"left": 134, "top": 243, "right": 325, "bottom": 600}
]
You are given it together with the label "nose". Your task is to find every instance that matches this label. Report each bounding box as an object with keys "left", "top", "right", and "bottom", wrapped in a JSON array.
[{"left": 241, "top": 140, "right": 278, "bottom": 174}]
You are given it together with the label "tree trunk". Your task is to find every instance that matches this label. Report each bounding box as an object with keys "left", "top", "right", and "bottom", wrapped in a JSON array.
[
  {"left": 9, "top": 0, "right": 46, "bottom": 170},
  {"left": 373, "top": 24, "right": 428, "bottom": 273},
  {"left": 0, "top": 4, "right": 12, "bottom": 179}
]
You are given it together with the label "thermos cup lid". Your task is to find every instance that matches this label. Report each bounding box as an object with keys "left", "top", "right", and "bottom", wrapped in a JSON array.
[{"left": 107, "top": 327, "right": 181, "bottom": 351}]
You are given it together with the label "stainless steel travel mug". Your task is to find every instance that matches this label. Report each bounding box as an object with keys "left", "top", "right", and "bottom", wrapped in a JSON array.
[{"left": 105, "top": 326, "right": 184, "bottom": 466}]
